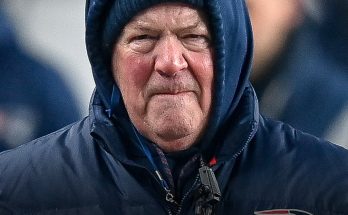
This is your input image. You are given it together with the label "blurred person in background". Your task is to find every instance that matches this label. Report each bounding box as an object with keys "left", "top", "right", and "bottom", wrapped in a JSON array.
[
  {"left": 247, "top": 0, "right": 348, "bottom": 148},
  {"left": 0, "top": 5, "right": 81, "bottom": 151},
  {"left": 316, "top": 0, "right": 348, "bottom": 144}
]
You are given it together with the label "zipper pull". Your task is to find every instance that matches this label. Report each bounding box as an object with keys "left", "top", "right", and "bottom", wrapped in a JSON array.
[
  {"left": 165, "top": 189, "right": 176, "bottom": 203},
  {"left": 155, "top": 170, "right": 178, "bottom": 205}
]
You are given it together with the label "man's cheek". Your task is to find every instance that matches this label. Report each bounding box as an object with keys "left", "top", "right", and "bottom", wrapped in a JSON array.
[{"left": 124, "top": 56, "right": 152, "bottom": 85}]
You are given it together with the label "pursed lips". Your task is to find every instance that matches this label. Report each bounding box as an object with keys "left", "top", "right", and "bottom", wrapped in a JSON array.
[
  {"left": 145, "top": 85, "right": 199, "bottom": 101},
  {"left": 144, "top": 77, "right": 201, "bottom": 100},
  {"left": 155, "top": 90, "right": 192, "bottom": 95}
]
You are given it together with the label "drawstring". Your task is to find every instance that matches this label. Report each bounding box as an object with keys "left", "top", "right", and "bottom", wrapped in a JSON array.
[
  {"left": 131, "top": 125, "right": 176, "bottom": 204},
  {"left": 154, "top": 147, "right": 175, "bottom": 190},
  {"left": 107, "top": 84, "right": 171, "bottom": 193},
  {"left": 106, "top": 85, "right": 121, "bottom": 118}
]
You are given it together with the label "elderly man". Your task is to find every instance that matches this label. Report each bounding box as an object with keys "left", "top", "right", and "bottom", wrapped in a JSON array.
[{"left": 0, "top": 0, "right": 348, "bottom": 214}]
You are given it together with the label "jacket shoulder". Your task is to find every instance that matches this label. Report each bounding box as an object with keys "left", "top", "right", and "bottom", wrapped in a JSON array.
[
  {"left": 246, "top": 116, "right": 348, "bottom": 212},
  {"left": 259, "top": 116, "right": 348, "bottom": 155},
  {"left": 0, "top": 117, "right": 102, "bottom": 209}
]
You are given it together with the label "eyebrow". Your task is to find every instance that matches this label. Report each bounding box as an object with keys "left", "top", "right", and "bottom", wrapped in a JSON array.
[{"left": 130, "top": 19, "right": 208, "bottom": 33}]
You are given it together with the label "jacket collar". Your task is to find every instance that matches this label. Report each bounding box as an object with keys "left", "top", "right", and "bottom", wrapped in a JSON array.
[{"left": 214, "top": 84, "right": 259, "bottom": 162}]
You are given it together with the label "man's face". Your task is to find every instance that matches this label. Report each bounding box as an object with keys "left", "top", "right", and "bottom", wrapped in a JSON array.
[{"left": 112, "top": 3, "right": 214, "bottom": 152}]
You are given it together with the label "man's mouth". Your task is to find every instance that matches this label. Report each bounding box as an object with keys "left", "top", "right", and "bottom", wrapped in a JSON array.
[
  {"left": 145, "top": 84, "right": 199, "bottom": 100},
  {"left": 144, "top": 72, "right": 202, "bottom": 101},
  {"left": 155, "top": 90, "right": 192, "bottom": 95}
]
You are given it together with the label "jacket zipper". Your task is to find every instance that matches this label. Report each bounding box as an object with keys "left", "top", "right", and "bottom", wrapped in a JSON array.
[{"left": 174, "top": 173, "right": 200, "bottom": 215}]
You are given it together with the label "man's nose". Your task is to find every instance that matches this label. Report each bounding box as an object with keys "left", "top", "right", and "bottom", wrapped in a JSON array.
[{"left": 154, "top": 36, "right": 188, "bottom": 77}]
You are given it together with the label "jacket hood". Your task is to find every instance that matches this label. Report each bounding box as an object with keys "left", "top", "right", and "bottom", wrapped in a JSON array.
[{"left": 85, "top": 0, "right": 254, "bottom": 156}]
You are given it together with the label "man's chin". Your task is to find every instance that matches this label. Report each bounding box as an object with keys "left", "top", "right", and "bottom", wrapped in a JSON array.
[
  {"left": 154, "top": 136, "right": 196, "bottom": 152},
  {"left": 140, "top": 111, "right": 207, "bottom": 151},
  {"left": 149, "top": 124, "right": 201, "bottom": 152},
  {"left": 154, "top": 124, "right": 193, "bottom": 141}
]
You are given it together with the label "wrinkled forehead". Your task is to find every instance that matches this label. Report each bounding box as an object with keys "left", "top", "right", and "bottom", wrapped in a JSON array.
[{"left": 123, "top": 3, "right": 210, "bottom": 33}]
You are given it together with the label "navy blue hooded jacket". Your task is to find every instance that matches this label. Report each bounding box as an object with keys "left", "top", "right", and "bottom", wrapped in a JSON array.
[{"left": 0, "top": 0, "right": 348, "bottom": 214}]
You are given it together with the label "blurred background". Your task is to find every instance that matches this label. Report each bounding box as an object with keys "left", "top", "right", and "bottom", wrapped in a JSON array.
[
  {"left": 0, "top": 1, "right": 90, "bottom": 151},
  {"left": 2, "top": 0, "right": 94, "bottom": 112},
  {"left": 246, "top": 0, "right": 348, "bottom": 148},
  {"left": 0, "top": 0, "right": 347, "bottom": 150}
]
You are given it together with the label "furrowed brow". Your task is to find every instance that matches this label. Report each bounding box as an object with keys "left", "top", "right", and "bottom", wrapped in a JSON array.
[{"left": 176, "top": 20, "right": 210, "bottom": 35}]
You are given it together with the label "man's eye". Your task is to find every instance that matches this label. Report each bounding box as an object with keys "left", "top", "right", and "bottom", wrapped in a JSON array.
[
  {"left": 131, "top": 35, "right": 157, "bottom": 41},
  {"left": 128, "top": 35, "right": 157, "bottom": 53},
  {"left": 181, "top": 34, "right": 211, "bottom": 50},
  {"left": 183, "top": 34, "right": 205, "bottom": 39}
]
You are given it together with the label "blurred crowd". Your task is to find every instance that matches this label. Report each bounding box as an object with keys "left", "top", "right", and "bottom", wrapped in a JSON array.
[
  {"left": 247, "top": 0, "right": 348, "bottom": 148},
  {"left": 0, "top": 0, "right": 347, "bottom": 151},
  {"left": 0, "top": 3, "right": 81, "bottom": 151}
]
